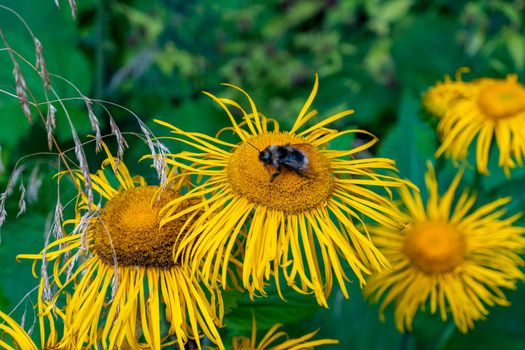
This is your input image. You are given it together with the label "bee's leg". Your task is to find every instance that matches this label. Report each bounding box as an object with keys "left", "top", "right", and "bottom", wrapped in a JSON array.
[
  {"left": 263, "top": 164, "right": 273, "bottom": 178},
  {"left": 270, "top": 166, "right": 282, "bottom": 182}
]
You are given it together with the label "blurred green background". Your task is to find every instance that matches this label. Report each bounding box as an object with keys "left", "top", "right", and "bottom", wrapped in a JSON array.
[{"left": 1, "top": 0, "right": 525, "bottom": 349}]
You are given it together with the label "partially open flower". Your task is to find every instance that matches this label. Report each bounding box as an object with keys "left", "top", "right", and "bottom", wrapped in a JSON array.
[
  {"left": 424, "top": 71, "right": 525, "bottom": 175},
  {"left": 365, "top": 162, "right": 525, "bottom": 333},
  {"left": 18, "top": 146, "right": 225, "bottom": 350},
  {"left": 156, "top": 75, "right": 411, "bottom": 306},
  {"left": 422, "top": 71, "right": 467, "bottom": 118}
]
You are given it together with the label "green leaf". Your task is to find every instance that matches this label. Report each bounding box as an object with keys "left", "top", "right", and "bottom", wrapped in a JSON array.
[
  {"left": 379, "top": 91, "right": 437, "bottom": 189},
  {"left": 0, "top": 213, "right": 47, "bottom": 312},
  {"left": 112, "top": 3, "right": 164, "bottom": 44},
  {"left": 223, "top": 286, "right": 320, "bottom": 336},
  {"left": 448, "top": 332, "right": 525, "bottom": 350},
  {"left": 54, "top": 105, "right": 98, "bottom": 143},
  {"left": 493, "top": 2, "right": 522, "bottom": 27},
  {"left": 310, "top": 284, "right": 403, "bottom": 350},
  {"left": 506, "top": 30, "right": 525, "bottom": 70},
  {"left": 156, "top": 96, "right": 230, "bottom": 136},
  {"left": 489, "top": 176, "right": 525, "bottom": 214},
  {"left": 287, "top": 1, "right": 322, "bottom": 25},
  {"left": 379, "top": 0, "right": 414, "bottom": 23},
  {"left": 364, "top": 38, "right": 395, "bottom": 85},
  {"left": 412, "top": 313, "right": 455, "bottom": 350},
  {"left": 0, "top": 100, "right": 32, "bottom": 148},
  {"left": 392, "top": 12, "right": 464, "bottom": 90},
  {"left": 480, "top": 144, "right": 525, "bottom": 192},
  {"left": 154, "top": 42, "right": 206, "bottom": 77},
  {"left": 366, "top": 0, "right": 414, "bottom": 35}
]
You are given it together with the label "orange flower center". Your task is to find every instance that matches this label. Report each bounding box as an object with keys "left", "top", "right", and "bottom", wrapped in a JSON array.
[
  {"left": 477, "top": 81, "right": 525, "bottom": 120},
  {"left": 93, "top": 186, "right": 190, "bottom": 268},
  {"left": 226, "top": 132, "right": 334, "bottom": 213},
  {"left": 403, "top": 221, "right": 466, "bottom": 274}
]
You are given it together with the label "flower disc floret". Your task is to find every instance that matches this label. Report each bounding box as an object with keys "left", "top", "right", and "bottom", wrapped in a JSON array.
[
  {"left": 403, "top": 221, "right": 465, "bottom": 274},
  {"left": 227, "top": 132, "right": 333, "bottom": 213},
  {"left": 94, "top": 186, "right": 186, "bottom": 268},
  {"left": 477, "top": 81, "right": 525, "bottom": 120}
]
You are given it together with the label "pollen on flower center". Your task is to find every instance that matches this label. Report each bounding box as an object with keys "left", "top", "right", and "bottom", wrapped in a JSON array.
[
  {"left": 477, "top": 81, "right": 525, "bottom": 120},
  {"left": 403, "top": 221, "right": 466, "bottom": 274},
  {"left": 93, "top": 186, "right": 188, "bottom": 268},
  {"left": 226, "top": 132, "right": 334, "bottom": 213}
]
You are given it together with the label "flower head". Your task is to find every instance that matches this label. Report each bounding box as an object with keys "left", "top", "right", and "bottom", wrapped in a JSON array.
[
  {"left": 424, "top": 72, "right": 525, "bottom": 175},
  {"left": 157, "top": 75, "right": 410, "bottom": 306},
  {"left": 365, "top": 162, "right": 525, "bottom": 333},
  {"left": 18, "top": 146, "right": 225, "bottom": 350}
]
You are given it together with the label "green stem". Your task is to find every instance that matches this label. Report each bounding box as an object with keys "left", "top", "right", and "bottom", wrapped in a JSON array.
[
  {"left": 400, "top": 332, "right": 411, "bottom": 350},
  {"left": 94, "top": 0, "right": 105, "bottom": 113},
  {"left": 435, "top": 321, "right": 456, "bottom": 350}
]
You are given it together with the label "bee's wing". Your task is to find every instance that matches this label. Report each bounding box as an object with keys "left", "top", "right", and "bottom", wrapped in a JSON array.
[{"left": 283, "top": 145, "right": 317, "bottom": 178}]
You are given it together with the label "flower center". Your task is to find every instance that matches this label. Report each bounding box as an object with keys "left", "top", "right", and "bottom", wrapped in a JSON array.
[
  {"left": 93, "top": 186, "right": 189, "bottom": 268},
  {"left": 477, "top": 81, "right": 525, "bottom": 120},
  {"left": 227, "top": 132, "right": 333, "bottom": 213},
  {"left": 403, "top": 221, "right": 466, "bottom": 274}
]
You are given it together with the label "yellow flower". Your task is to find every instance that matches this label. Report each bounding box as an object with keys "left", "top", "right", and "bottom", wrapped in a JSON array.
[
  {"left": 156, "top": 75, "right": 410, "bottom": 306},
  {"left": 18, "top": 147, "right": 225, "bottom": 350},
  {"left": 364, "top": 162, "right": 525, "bottom": 333},
  {"left": 209, "top": 316, "right": 338, "bottom": 350},
  {"left": 422, "top": 69, "right": 469, "bottom": 118},
  {"left": 424, "top": 72, "right": 525, "bottom": 175}
]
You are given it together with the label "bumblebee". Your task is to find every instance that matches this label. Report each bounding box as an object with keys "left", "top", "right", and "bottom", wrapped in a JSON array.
[{"left": 258, "top": 144, "right": 314, "bottom": 182}]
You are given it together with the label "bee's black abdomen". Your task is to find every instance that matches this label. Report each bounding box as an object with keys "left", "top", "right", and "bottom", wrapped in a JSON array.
[
  {"left": 258, "top": 144, "right": 311, "bottom": 180},
  {"left": 288, "top": 148, "right": 305, "bottom": 163}
]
